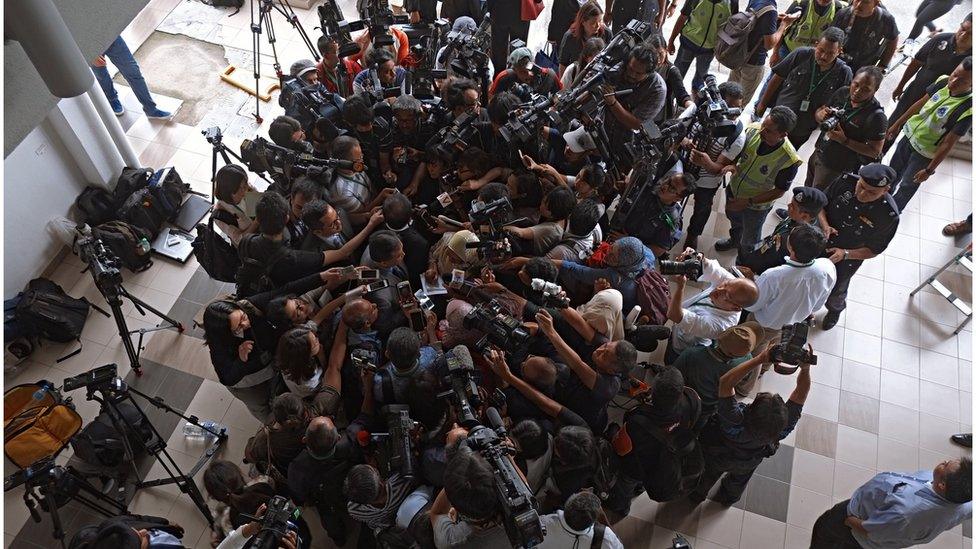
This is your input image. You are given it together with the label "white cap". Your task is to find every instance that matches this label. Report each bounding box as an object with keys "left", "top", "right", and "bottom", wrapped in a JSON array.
[{"left": 563, "top": 126, "right": 597, "bottom": 153}]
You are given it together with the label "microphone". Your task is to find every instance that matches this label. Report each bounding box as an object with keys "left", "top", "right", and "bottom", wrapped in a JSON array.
[
  {"left": 448, "top": 344, "right": 475, "bottom": 370},
  {"left": 486, "top": 406, "right": 506, "bottom": 435}
]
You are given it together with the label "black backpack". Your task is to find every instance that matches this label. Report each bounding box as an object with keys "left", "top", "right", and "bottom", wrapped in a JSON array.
[
  {"left": 202, "top": 0, "right": 244, "bottom": 15},
  {"left": 147, "top": 167, "right": 188, "bottom": 220},
  {"left": 71, "top": 400, "right": 157, "bottom": 468},
  {"left": 192, "top": 215, "right": 241, "bottom": 283},
  {"left": 113, "top": 167, "right": 154, "bottom": 206},
  {"left": 93, "top": 221, "right": 154, "bottom": 272},
  {"left": 118, "top": 188, "right": 168, "bottom": 237},
  {"left": 75, "top": 186, "right": 118, "bottom": 226},
  {"left": 14, "top": 278, "right": 104, "bottom": 362},
  {"left": 236, "top": 234, "right": 288, "bottom": 298}
]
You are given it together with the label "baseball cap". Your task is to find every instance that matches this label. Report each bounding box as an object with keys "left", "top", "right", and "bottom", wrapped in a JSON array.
[
  {"left": 564, "top": 126, "right": 598, "bottom": 153},
  {"left": 508, "top": 47, "right": 534, "bottom": 70},
  {"left": 716, "top": 321, "right": 765, "bottom": 358},
  {"left": 791, "top": 187, "right": 828, "bottom": 215},
  {"left": 858, "top": 163, "right": 897, "bottom": 187},
  {"left": 290, "top": 59, "right": 317, "bottom": 79}
]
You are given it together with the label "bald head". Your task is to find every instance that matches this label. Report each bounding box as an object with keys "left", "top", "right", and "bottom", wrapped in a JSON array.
[
  {"left": 306, "top": 416, "right": 338, "bottom": 456},
  {"left": 342, "top": 298, "right": 376, "bottom": 331},
  {"left": 709, "top": 277, "right": 759, "bottom": 311},
  {"left": 523, "top": 356, "right": 557, "bottom": 390}
]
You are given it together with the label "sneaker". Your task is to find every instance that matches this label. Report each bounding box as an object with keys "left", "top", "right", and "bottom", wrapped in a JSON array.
[
  {"left": 109, "top": 99, "right": 125, "bottom": 116},
  {"left": 714, "top": 238, "right": 737, "bottom": 252},
  {"left": 821, "top": 310, "right": 841, "bottom": 331},
  {"left": 144, "top": 107, "right": 173, "bottom": 120},
  {"left": 775, "top": 208, "right": 788, "bottom": 221}
]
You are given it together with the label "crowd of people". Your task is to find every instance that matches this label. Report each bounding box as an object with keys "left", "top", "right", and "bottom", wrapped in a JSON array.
[{"left": 83, "top": 0, "right": 976, "bottom": 547}]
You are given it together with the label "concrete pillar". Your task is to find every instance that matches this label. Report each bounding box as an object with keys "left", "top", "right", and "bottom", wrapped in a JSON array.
[{"left": 87, "top": 79, "right": 141, "bottom": 168}]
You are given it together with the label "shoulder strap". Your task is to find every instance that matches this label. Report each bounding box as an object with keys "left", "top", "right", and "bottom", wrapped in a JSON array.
[{"left": 590, "top": 523, "right": 606, "bottom": 549}]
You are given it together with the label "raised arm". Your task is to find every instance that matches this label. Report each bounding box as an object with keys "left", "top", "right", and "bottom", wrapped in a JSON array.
[
  {"left": 535, "top": 310, "right": 599, "bottom": 389},
  {"left": 323, "top": 209, "right": 384, "bottom": 266}
]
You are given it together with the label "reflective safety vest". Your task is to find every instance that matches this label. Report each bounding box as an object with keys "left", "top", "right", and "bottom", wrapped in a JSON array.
[
  {"left": 681, "top": 0, "right": 732, "bottom": 51},
  {"left": 729, "top": 124, "right": 801, "bottom": 209},
  {"left": 905, "top": 75, "right": 973, "bottom": 159},
  {"left": 784, "top": 0, "right": 844, "bottom": 52}
]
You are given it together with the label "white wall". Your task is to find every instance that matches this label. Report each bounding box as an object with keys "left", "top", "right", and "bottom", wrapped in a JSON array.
[{"left": 3, "top": 119, "right": 89, "bottom": 297}]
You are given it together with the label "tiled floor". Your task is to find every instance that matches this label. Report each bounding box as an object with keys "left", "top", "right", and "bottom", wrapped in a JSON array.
[{"left": 4, "top": 0, "right": 974, "bottom": 547}]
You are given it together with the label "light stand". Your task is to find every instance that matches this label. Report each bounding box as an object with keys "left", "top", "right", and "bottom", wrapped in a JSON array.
[{"left": 249, "top": 0, "right": 320, "bottom": 123}]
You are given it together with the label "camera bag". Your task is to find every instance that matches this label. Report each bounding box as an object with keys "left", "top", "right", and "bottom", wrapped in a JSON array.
[
  {"left": 92, "top": 221, "right": 154, "bottom": 273},
  {"left": 118, "top": 188, "right": 167, "bottom": 237},
  {"left": 192, "top": 215, "right": 241, "bottom": 283},
  {"left": 15, "top": 279, "right": 95, "bottom": 359},
  {"left": 235, "top": 234, "right": 288, "bottom": 298},
  {"left": 147, "top": 167, "right": 189, "bottom": 221},
  {"left": 4, "top": 382, "right": 83, "bottom": 468},
  {"left": 113, "top": 167, "right": 154, "bottom": 206},
  {"left": 75, "top": 186, "right": 118, "bottom": 226},
  {"left": 71, "top": 400, "right": 158, "bottom": 468}
]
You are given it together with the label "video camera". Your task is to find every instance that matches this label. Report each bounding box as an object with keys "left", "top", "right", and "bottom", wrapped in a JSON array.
[
  {"left": 407, "top": 19, "right": 451, "bottom": 100},
  {"left": 771, "top": 322, "right": 818, "bottom": 372},
  {"left": 463, "top": 300, "right": 531, "bottom": 356},
  {"left": 240, "top": 136, "right": 359, "bottom": 180},
  {"left": 318, "top": 0, "right": 364, "bottom": 58},
  {"left": 499, "top": 94, "right": 559, "bottom": 146},
  {"left": 529, "top": 279, "right": 570, "bottom": 309},
  {"left": 437, "top": 345, "right": 482, "bottom": 428},
  {"left": 608, "top": 119, "right": 676, "bottom": 233},
  {"left": 679, "top": 74, "right": 742, "bottom": 178},
  {"left": 74, "top": 227, "right": 123, "bottom": 289},
  {"left": 368, "top": 404, "right": 419, "bottom": 479},
  {"left": 242, "top": 495, "right": 302, "bottom": 549},
  {"left": 469, "top": 197, "right": 515, "bottom": 237},
  {"left": 278, "top": 78, "right": 344, "bottom": 128},
  {"left": 437, "top": 14, "right": 492, "bottom": 81},
  {"left": 465, "top": 407, "right": 545, "bottom": 548},
  {"left": 62, "top": 364, "right": 121, "bottom": 393},
  {"left": 428, "top": 111, "right": 480, "bottom": 162},
  {"left": 362, "top": 0, "right": 409, "bottom": 48}
]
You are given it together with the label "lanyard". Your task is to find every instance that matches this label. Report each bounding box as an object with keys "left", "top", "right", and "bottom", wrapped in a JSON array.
[
  {"left": 805, "top": 59, "right": 832, "bottom": 100},
  {"left": 688, "top": 293, "right": 719, "bottom": 310},
  {"left": 842, "top": 98, "right": 866, "bottom": 121}
]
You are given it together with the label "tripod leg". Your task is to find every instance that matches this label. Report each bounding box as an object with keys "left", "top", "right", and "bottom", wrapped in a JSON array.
[
  {"left": 37, "top": 486, "right": 68, "bottom": 549},
  {"left": 121, "top": 287, "right": 184, "bottom": 332},
  {"left": 107, "top": 298, "right": 144, "bottom": 376},
  {"left": 251, "top": 0, "right": 264, "bottom": 122}
]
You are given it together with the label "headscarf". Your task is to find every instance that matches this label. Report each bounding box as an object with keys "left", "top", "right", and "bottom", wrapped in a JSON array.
[
  {"left": 576, "top": 289, "right": 625, "bottom": 341},
  {"left": 435, "top": 230, "right": 481, "bottom": 274}
]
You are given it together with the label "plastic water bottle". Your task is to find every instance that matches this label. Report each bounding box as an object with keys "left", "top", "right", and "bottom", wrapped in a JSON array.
[
  {"left": 32, "top": 381, "right": 53, "bottom": 401},
  {"left": 183, "top": 420, "right": 224, "bottom": 439}
]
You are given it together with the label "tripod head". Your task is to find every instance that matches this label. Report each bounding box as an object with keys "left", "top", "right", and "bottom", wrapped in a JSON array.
[
  {"left": 4, "top": 457, "right": 56, "bottom": 492},
  {"left": 62, "top": 364, "right": 124, "bottom": 397}
]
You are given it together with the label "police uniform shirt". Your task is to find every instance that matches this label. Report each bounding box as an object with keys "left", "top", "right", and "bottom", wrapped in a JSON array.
[
  {"left": 817, "top": 86, "right": 888, "bottom": 173},
  {"left": 831, "top": 5, "right": 899, "bottom": 69},
  {"left": 823, "top": 174, "right": 900, "bottom": 255},
  {"left": 771, "top": 48, "right": 852, "bottom": 135}
]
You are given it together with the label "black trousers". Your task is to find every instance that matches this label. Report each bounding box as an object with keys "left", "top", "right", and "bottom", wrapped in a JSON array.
[
  {"left": 688, "top": 455, "right": 758, "bottom": 503},
  {"left": 826, "top": 259, "right": 863, "bottom": 314},
  {"left": 490, "top": 19, "right": 530, "bottom": 75},
  {"left": 810, "top": 500, "right": 862, "bottom": 548},
  {"left": 685, "top": 186, "right": 720, "bottom": 240}
]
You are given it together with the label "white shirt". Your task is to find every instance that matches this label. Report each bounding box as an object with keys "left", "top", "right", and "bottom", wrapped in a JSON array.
[
  {"left": 749, "top": 257, "right": 837, "bottom": 329},
  {"left": 671, "top": 258, "right": 743, "bottom": 353},
  {"left": 537, "top": 511, "right": 624, "bottom": 549},
  {"left": 677, "top": 104, "right": 746, "bottom": 189}
]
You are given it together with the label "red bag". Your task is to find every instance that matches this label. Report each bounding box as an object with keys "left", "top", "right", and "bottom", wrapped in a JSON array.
[{"left": 521, "top": 0, "right": 544, "bottom": 21}]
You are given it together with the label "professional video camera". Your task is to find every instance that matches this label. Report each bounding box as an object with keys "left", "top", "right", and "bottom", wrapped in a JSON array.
[
  {"left": 499, "top": 94, "right": 560, "bottom": 146},
  {"left": 428, "top": 111, "right": 480, "bottom": 162},
  {"left": 318, "top": 0, "right": 364, "bottom": 57},
  {"left": 819, "top": 107, "right": 846, "bottom": 132},
  {"left": 240, "top": 136, "right": 358, "bottom": 180},
  {"left": 278, "top": 77, "right": 344, "bottom": 128},
  {"left": 469, "top": 197, "right": 515, "bottom": 237},
  {"left": 367, "top": 404, "right": 419, "bottom": 479},
  {"left": 242, "top": 495, "right": 302, "bottom": 549},
  {"left": 437, "top": 15, "right": 492, "bottom": 81},
  {"left": 63, "top": 364, "right": 122, "bottom": 393},
  {"left": 437, "top": 345, "right": 482, "bottom": 428},
  {"left": 463, "top": 300, "right": 531, "bottom": 355},
  {"left": 529, "top": 279, "right": 570, "bottom": 309},
  {"left": 407, "top": 19, "right": 450, "bottom": 100},
  {"left": 75, "top": 227, "right": 123, "bottom": 288},
  {"left": 362, "top": 0, "right": 409, "bottom": 48},
  {"left": 657, "top": 250, "right": 704, "bottom": 280},
  {"left": 465, "top": 407, "right": 545, "bottom": 548},
  {"left": 608, "top": 119, "right": 678, "bottom": 233},
  {"left": 771, "top": 322, "right": 818, "bottom": 373},
  {"left": 679, "top": 74, "right": 742, "bottom": 178},
  {"left": 465, "top": 238, "right": 513, "bottom": 264}
]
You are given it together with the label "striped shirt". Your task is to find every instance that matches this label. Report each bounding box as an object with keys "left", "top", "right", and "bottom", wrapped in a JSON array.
[{"left": 347, "top": 473, "right": 415, "bottom": 531}]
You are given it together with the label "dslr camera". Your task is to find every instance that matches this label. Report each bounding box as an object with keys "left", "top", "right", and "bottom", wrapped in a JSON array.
[
  {"left": 463, "top": 300, "right": 531, "bottom": 355},
  {"left": 819, "top": 107, "right": 847, "bottom": 132},
  {"left": 771, "top": 322, "right": 818, "bottom": 373},
  {"left": 243, "top": 495, "right": 302, "bottom": 549},
  {"left": 658, "top": 250, "right": 704, "bottom": 280}
]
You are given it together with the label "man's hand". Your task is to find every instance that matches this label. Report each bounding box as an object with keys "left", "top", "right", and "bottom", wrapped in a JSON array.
[
  {"left": 885, "top": 125, "right": 902, "bottom": 143},
  {"left": 321, "top": 267, "right": 349, "bottom": 285},
  {"left": 92, "top": 55, "right": 107, "bottom": 67},
  {"left": 238, "top": 341, "right": 254, "bottom": 362},
  {"left": 424, "top": 266, "right": 439, "bottom": 283},
  {"left": 535, "top": 309, "right": 555, "bottom": 335},
  {"left": 826, "top": 125, "right": 848, "bottom": 144},
  {"left": 912, "top": 168, "right": 931, "bottom": 184},
  {"left": 798, "top": 344, "right": 814, "bottom": 369},
  {"left": 242, "top": 504, "right": 268, "bottom": 538},
  {"left": 409, "top": 10, "right": 421, "bottom": 23},
  {"left": 735, "top": 265, "right": 756, "bottom": 279},
  {"left": 279, "top": 531, "right": 299, "bottom": 549},
  {"left": 825, "top": 247, "right": 846, "bottom": 264},
  {"left": 821, "top": 223, "right": 839, "bottom": 240},
  {"left": 603, "top": 10, "right": 612, "bottom": 25},
  {"left": 892, "top": 86, "right": 904, "bottom": 101},
  {"left": 594, "top": 277, "right": 612, "bottom": 293},
  {"left": 481, "top": 266, "right": 496, "bottom": 284},
  {"left": 487, "top": 349, "right": 513, "bottom": 380},
  {"left": 667, "top": 39, "right": 677, "bottom": 55},
  {"left": 720, "top": 164, "right": 738, "bottom": 177},
  {"left": 367, "top": 209, "right": 385, "bottom": 228}
]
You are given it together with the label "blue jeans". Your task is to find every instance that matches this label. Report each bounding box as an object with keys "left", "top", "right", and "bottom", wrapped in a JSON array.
[
  {"left": 890, "top": 136, "right": 931, "bottom": 211},
  {"left": 725, "top": 192, "right": 772, "bottom": 256},
  {"left": 752, "top": 43, "right": 790, "bottom": 111},
  {"left": 91, "top": 36, "right": 159, "bottom": 111},
  {"left": 674, "top": 43, "right": 714, "bottom": 93}
]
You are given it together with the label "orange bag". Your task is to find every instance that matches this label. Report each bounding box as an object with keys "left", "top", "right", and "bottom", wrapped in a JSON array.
[{"left": 4, "top": 383, "right": 81, "bottom": 468}]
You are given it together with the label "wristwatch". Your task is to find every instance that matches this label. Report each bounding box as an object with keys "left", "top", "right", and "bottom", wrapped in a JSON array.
[{"left": 843, "top": 249, "right": 850, "bottom": 260}]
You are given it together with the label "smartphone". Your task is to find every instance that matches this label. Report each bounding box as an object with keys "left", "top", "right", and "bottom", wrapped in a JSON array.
[
  {"left": 518, "top": 149, "right": 532, "bottom": 169},
  {"left": 396, "top": 280, "right": 415, "bottom": 304},
  {"left": 359, "top": 268, "right": 380, "bottom": 281},
  {"left": 339, "top": 265, "right": 357, "bottom": 278},
  {"left": 407, "top": 308, "right": 427, "bottom": 332},
  {"left": 365, "top": 279, "right": 390, "bottom": 293}
]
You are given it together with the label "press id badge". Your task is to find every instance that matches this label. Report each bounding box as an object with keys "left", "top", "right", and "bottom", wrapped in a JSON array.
[{"left": 800, "top": 100, "right": 811, "bottom": 112}]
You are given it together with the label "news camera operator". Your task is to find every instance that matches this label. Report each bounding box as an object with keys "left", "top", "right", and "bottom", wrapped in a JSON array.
[
  {"left": 315, "top": 35, "right": 358, "bottom": 97},
  {"left": 216, "top": 507, "right": 300, "bottom": 549},
  {"left": 754, "top": 27, "right": 852, "bottom": 149},
  {"left": 344, "top": 463, "right": 418, "bottom": 545},
  {"left": 503, "top": 186, "right": 577, "bottom": 256},
  {"left": 203, "top": 268, "right": 359, "bottom": 422},
  {"left": 488, "top": 348, "right": 588, "bottom": 430},
  {"left": 281, "top": 60, "right": 346, "bottom": 133},
  {"left": 341, "top": 97, "right": 396, "bottom": 191},
  {"left": 602, "top": 45, "right": 667, "bottom": 156},
  {"left": 664, "top": 248, "right": 760, "bottom": 364},
  {"left": 430, "top": 444, "right": 514, "bottom": 547},
  {"left": 283, "top": 177, "right": 320, "bottom": 249},
  {"left": 611, "top": 172, "right": 694, "bottom": 258},
  {"left": 679, "top": 80, "right": 746, "bottom": 251},
  {"left": 391, "top": 95, "right": 435, "bottom": 189},
  {"left": 353, "top": 48, "right": 409, "bottom": 99},
  {"left": 816, "top": 163, "right": 900, "bottom": 331},
  {"left": 803, "top": 66, "right": 887, "bottom": 189},
  {"left": 374, "top": 327, "right": 447, "bottom": 406},
  {"left": 688, "top": 341, "right": 812, "bottom": 506},
  {"left": 269, "top": 115, "right": 313, "bottom": 154},
  {"left": 488, "top": 47, "right": 563, "bottom": 98}
]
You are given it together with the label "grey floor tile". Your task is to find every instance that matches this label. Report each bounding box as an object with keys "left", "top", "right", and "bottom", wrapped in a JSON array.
[
  {"left": 755, "top": 444, "right": 794, "bottom": 483},
  {"left": 795, "top": 415, "right": 839, "bottom": 458},
  {"left": 179, "top": 267, "right": 229, "bottom": 305},
  {"left": 964, "top": 518, "right": 971, "bottom": 538},
  {"left": 742, "top": 474, "right": 791, "bottom": 523},
  {"left": 838, "top": 391, "right": 880, "bottom": 434},
  {"left": 166, "top": 298, "right": 206, "bottom": 340}
]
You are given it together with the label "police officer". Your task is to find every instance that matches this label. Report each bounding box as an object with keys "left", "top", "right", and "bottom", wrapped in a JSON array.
[
  {"left": 738, "top": 187, "right": 828, "bottom": 277},
  {"left": 817, "top": 163, "right": 900, "bottom": 330}
]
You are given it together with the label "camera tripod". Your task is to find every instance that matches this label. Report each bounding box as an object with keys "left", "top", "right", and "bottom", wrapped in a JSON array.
[
  {"left": 4, "top": 457, "right": 128, "bottom": 549},
  {"left": 92, "top": 272, "right": 183, "bottom": 377},
  {"left": 203, "top": 126, "right": 274, "bottom": 202},
  {"left": 75, "top": 367, "right": 226, "bottom": 529},
  {"left": 249, "top": 0, "right": 319, "bottom": 122}
]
